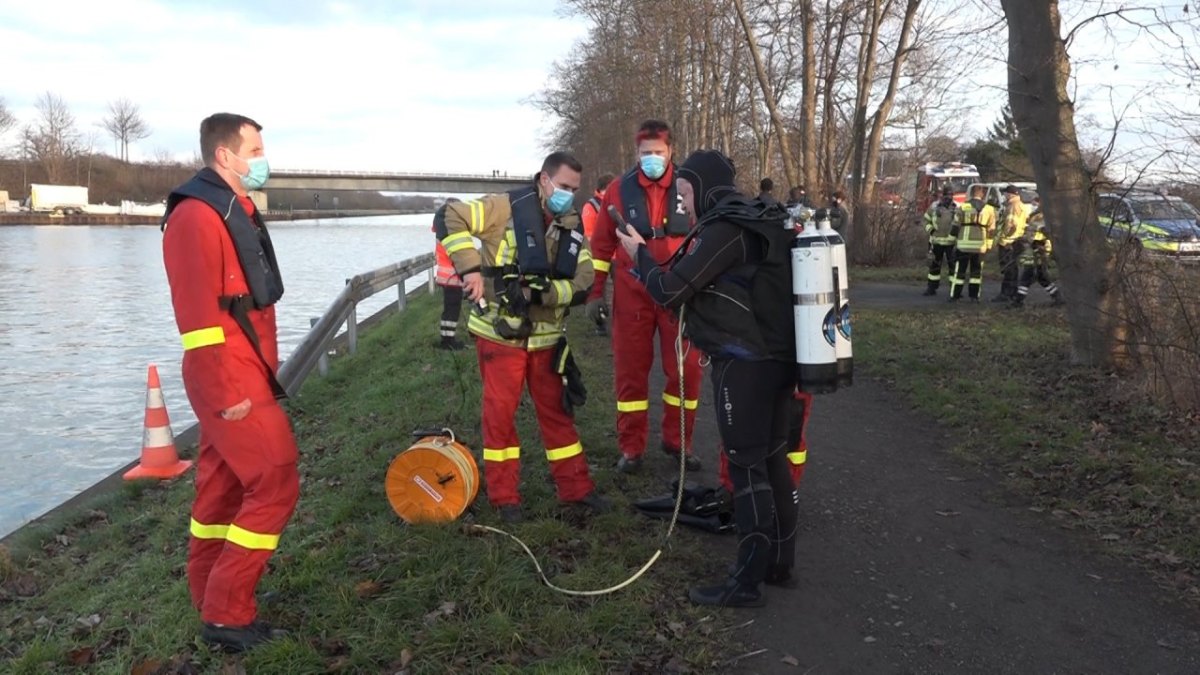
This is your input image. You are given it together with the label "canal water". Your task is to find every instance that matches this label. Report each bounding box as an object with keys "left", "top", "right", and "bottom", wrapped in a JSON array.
[{"left": 0, "top": 214, "right": 441, "bottom": 537}]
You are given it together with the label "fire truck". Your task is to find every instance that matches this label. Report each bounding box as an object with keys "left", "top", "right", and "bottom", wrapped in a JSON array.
[{"left": 911, "top": 162, "right": 981, "bottom": 214}]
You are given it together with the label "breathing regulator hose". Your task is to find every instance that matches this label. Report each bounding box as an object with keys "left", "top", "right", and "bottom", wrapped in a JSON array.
[{"left": 465, "top": 307, "right": 692, "bottom": 597}]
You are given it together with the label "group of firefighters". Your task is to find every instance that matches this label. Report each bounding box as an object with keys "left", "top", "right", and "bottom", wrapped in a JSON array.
[
  {"left": 162, "top": 114, "right": 811, "bottom": 651},
  {"left": 922, "top": 183, "right": 1063, "bottom": 306}
]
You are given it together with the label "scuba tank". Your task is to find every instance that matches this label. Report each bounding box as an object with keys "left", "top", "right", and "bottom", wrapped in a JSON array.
[
  {"left": 791, "top": 210, "right": 839, "bottom": 394},
  {"left": 817, "top": 210, "right": 853, "bottom": 387}
]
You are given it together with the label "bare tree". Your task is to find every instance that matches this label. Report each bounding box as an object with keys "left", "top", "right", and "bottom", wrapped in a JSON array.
[
  {"left": 733, "top": 0, "right": 799, "bottom": 188},
  {"left": 0, "top": 97, "right": 15, "bottom": 138},
  {"left": 102, "top": 98, "right": 151, "bottom": 162},
  {"left": 24, "top": 92, "right": 80, "bottom": 184}
]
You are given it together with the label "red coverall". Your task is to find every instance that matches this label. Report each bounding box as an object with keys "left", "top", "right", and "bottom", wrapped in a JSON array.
[
  {"left": 718, "top": 391, "right": 812, "bottom": 491},
  {"left": 163, "top": 196, "right": 300, "bottom": 627},
  {"left": 589, "top": 167, "right": 703, "bottom": 459}
]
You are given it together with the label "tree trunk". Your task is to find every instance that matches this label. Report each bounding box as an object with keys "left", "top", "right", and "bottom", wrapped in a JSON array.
[
  {"left": 849, "top": 0, "right": 887, "bottom": 210},
  {"left": 1000, "top": 0, "right": 1121, "bottom": 367},
  {"left": 820, "top": 3, "right": 851, "bottom": 193},
  {"left": 799, "top": 0, "right": 818, "bottom": 193},
  {"left": 862, "top": 0, "right": 920, "bottom": 207},
  {"left": 733, "top": 0, "right": 799, "bottom": 188}
]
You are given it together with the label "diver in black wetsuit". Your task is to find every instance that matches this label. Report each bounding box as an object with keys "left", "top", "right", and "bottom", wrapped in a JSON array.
[{"left": 615, "top": 149, "right": 799, "bottom": 607}]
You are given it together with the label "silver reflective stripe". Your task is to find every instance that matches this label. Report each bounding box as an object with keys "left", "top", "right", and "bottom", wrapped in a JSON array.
[{"left": 794, "top": 292, "right": 837, "bottom": 305}]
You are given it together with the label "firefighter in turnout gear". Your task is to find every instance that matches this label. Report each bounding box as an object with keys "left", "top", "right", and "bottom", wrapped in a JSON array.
[
  {"left": 1011, "top": 197, "right": 1063, "bottom": 307},
  {"left": 440, "top": 151, "right": 609, "bottom": 524},
  {"left": 950, "top": 185, "right": 997, "bottom": 302},
  {"left": 580, "top": 172, "right": 615, "bottom": 335},
  {"left": 432, "top": 198, "right": 466, "bottom": 350},
  {"left": 923, "top": 186, "right": 958, "bottom": 295},
  {"left": 585, "top": 119, "right": 703, "bottom": 474},
  {"left": 993, "top": 184, "right": 1028, "bottom": 302},
  {"left": 162, "top": 113, "right": 298, "bottom": 653}
]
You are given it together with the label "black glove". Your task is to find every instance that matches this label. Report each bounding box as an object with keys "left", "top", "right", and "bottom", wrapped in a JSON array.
[
  {"left": 497, "top": 275, "right": 528, "bottom": 316},
  {"left": 950, "top": 225, "right": 961, "bottom": 238},
  {"left": 552, "top": 337, "right": 587, "bottom": 416}
]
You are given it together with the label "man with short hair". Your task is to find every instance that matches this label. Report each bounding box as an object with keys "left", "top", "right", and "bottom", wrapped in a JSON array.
[
  {"left": 757, "top": 177, "right": 778, "bottom": 205},
  {"left": 441, "top": 151, "right": 609, "bottom": 524},
  {"left": 993, "top": 184, "right": 1028, "bottom": 303},
  {"left": 585, "top": 120, "right": 703, "bottom": 474},
  {"left": 162, "top": 113, "right": 298, "bottom": 652},
  {"left": 950, "top": 185, "right": 997, "bottom": 302},
  {"left": 786, "top": 186, "right": 810, "bottom": 209},
  {"left": 922, "top": 186, "right": 958, "bottom": 296}
]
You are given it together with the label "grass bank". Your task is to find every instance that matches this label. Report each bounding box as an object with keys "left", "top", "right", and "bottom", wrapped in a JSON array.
[
  {"left": 855, "top": 304, "right": 1200, "bottom": 600},
  {"left": 0, "top": 293, "right": 735, "bottom": 673}
]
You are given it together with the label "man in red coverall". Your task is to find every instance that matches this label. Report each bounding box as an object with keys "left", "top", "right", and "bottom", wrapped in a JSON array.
[
  {"left": 585, "top": 120, "right": 703, "bottom": 473},
  {"left": 162, "top": 113, "right": 298, "bottom": 652}
]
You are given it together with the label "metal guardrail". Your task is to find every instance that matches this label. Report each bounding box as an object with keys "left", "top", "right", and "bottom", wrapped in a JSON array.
[
  {"left": 271, "top": 168, "right": 519, "bottom": 180},
  {"left": 276, "top": 252, "right": 436, "bottom": 396}
]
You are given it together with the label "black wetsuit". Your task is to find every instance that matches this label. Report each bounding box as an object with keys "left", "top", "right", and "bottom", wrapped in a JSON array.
[{"left": 634, "top": 209, "right": 799, "bottom": 587}]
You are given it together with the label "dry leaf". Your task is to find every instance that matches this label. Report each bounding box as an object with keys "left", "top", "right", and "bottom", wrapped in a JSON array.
[
  {"left": 1101, "top": 534, "right": 1121, "bottom": 541},
  {"left": 935, "top": 510, "right": 961, "bottom": 517},
  {"left": 399, "top": 648, "right": 414, "bottom": 668},
  {"left": 781, "top": 654, "right": 801, "bottom": 666},
  {"left": 354, "top": 581, "right": 383, "bottom": 599},
  {"left": 129, "top": 658, "right": 163, "bottom": 675},
  {"left": 67, "top": 646, "right": 95, "bottom": 665}
]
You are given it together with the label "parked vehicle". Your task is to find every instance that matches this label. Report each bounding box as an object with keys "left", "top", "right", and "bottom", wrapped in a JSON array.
[{"left": 1096, "top": 191, "right": 1200, "bottom": 259}]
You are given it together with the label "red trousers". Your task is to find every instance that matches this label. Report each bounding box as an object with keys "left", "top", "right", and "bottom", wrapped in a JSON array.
[
  {"left": 187, "top": 402, "right": 299, "bottom": 626},
  {"left": 611, "top": 267, "right": 703, "bottom": 458},
  {"left": 718, "top": 391, "right": 811, "bottom": 492},
  {"left": 476, "top": 338, "right": 595, "bottom": 506}
]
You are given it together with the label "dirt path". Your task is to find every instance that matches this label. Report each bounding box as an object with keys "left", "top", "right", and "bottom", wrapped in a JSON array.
[{"left": 633, "top": 283, "right": 1200, "bottom": 675}]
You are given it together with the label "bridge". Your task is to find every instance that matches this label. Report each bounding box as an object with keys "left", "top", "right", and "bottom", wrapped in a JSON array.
[{"left": 266, "top": 169, "right": 531, "bottom": 195}]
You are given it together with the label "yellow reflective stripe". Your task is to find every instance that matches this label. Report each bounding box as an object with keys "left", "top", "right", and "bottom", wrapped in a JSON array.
[
  {"left": 552, "top": 279, "right": 573, "bottom": 304},
  {"left": 593, "top": 259, "right": 611, "bottom": 273},
  {"left": 189, "top": 518, "right": 229, "bottom": 540},
  {"left": 577, "top": 248, "right": 593, "bottom": 263},
  {"left": 483, "top": 446, "right": 520, "bottom": 462},
  {"left": 546, "top": 441, "right": 583, "bottom": 462},
  {"left": 181, "top": 326, "right": 225, "bottom": 350},
  {"left": 787, "top": 450, "right": 807, "bottom": 466},
  {"left": 442, "top": 231, "right": 474, "bottom": 255},
  {"left": 617, "top": 399, "right": 650, "bottom": 412},
  {"left": 225, "top": 524, "right": 280, "bottom": 551},
  {"left": 662, "top": 392, "right": 699, "bottom": 410},
  {"left": 468, "top": 200, "right": 485, "bottom": 234},
  {"left": 496, "top": 230, "right": 517, "bottom": 266}
]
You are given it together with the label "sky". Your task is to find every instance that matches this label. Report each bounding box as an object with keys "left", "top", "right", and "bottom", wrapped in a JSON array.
[
  {"left": 1, "top": 0, "right": 1195, "bottom": 183},
  {"left": 0, "top": 0, "right": 589, "bottom": 174}
]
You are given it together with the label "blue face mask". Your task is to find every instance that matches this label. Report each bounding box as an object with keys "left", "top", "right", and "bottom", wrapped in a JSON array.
[
  {"left": 640, "top": 154, "right": 667, "bottom": 180},
  {"left": 546, "top": 179, "right": 574, "bottom": 215},
  {"left": 231, "top": 152, "right": 270, "bottom": 191}
]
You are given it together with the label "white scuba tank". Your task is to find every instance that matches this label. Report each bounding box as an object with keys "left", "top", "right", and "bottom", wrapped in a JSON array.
[
  {"left": 817, "top": 211, "right": 853, "bottom": 387},
  {"left": 792, "top": 212, "right": 839, "bottom": 394}
]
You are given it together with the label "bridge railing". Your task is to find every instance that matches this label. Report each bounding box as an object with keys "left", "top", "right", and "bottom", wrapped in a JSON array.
[{"left": 277, "top": 252, "right": 436, "bottom": 396}]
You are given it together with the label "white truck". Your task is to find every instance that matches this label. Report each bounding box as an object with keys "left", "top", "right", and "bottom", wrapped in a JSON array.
[{"left": 29, "top": 184, "right": 89, "bottom": 214}]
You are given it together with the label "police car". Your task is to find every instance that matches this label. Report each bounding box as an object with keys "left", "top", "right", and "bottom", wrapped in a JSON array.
[{"left": 1096, "top": 191, "right": 1200, "bottom": 259}]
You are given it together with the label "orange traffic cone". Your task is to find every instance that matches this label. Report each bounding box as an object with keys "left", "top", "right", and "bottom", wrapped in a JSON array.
[{"left": 124, "top": 365, "right": 193, "bottom": 480}]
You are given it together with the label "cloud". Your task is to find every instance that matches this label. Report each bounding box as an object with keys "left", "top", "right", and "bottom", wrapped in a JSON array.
[{"left": 0, "top": 0, "right": 587, "bottom": 173}]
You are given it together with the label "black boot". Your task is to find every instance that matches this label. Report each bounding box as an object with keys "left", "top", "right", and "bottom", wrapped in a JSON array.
[
  {"left": 663, "top": 443, "right": 703, "bottom": 472},
  {"left": 616, "top": 455, "right": 643, "bottom": 474},
  {"left": 567, "top": 491, "right": 612, "bottom": 515},
  {"left": 764, "top": 565, "right": 798, "bottom": 589},
  {"left": 497, "top": 504, "right": 523, "bottom": 524},
  {"left": 201, "top": 621, "right": 288, "bottom": 653},
  {"left": 688, "top": 577, "right": 765, "bottom": 607},
  {"left": 922, "top": 286, "right": 937, "bottom": 296},
  {"left": 439, "top": 336, "right": 465, "bottom": 351}
]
